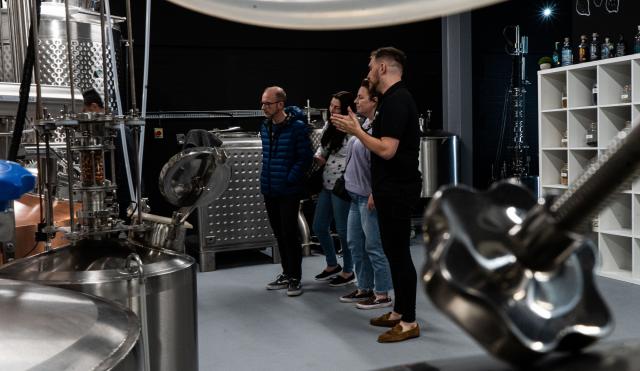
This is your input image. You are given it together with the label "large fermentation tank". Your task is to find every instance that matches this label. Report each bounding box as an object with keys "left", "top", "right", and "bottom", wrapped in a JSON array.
[
  {"left": 0, "top": 239, "right": 198, "bottom": 371},
  {"left": 0, "top": 277, "right": 140, "bottom": 370},
  {"left": 197, "top": 132, "right": 277, "bottom": 271},
  {"left": 0, "top": 1, "right": 122, "bottom": 103}
]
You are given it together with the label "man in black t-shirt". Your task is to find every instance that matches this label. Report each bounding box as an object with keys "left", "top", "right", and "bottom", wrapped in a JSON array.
[{"left": 333, "top": 47, "right": 421, "bottom": 343}]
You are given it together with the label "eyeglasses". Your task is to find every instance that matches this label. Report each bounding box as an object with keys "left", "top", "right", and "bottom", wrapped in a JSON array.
[{"left": 261, "top": 101, "right": 281, "bottom": 107}]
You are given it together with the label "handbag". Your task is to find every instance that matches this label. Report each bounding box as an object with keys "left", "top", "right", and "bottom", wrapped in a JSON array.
[{"left": 332, "top": 174, "right": 350, "bottom": 201}]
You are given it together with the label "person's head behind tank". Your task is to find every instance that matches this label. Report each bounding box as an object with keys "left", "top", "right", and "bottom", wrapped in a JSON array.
[{"left": 82, "top": 88, "right": 104, "bottom": 113}]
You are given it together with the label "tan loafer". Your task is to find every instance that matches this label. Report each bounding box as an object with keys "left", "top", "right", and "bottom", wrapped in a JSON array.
[
  {"left": 377, "top": 324, "right": 420, "bottom": 343},
  {"left": 369, "top": 312, "right": 402, "bottom": 328}
]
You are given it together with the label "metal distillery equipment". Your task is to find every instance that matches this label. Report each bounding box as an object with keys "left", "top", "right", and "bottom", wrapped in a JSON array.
[
  {"left": 0, "top": 1, "right": 232, "bottom": 370},
  {"left": 0, "top": 277, "right": 141, "bottom": 370}
]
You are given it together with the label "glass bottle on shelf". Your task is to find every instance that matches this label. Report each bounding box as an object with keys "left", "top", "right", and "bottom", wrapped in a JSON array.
[
  {"left": 561, "top": 89, "right": 568, "bottom": 108},
  {"left": 592, "top": 83, "right": 598, "bottom": 106},
  {"left": 635, "top": 25, "right": 640, "bottom": 54},
  {"left": 561, "top": 37, "right": 573, "bottom": 66},
  {"left": 560, "top": 163, "right": 569, "bottom": 186},
  {"left": 561, "top": 129, "right": 568, "bottom": 147},
  {"left": 616, "top": 34, "right": 626, "bottom": 57},
  {"left": 586, "top": 122, "right": 598, "bottom": 147},
  {"left": 601, "top": 37, "right": 613, "bottom": 59},
  {"left": 621, "top": 84, "right": 631, "bottom": 103},
  {"left": 578, "top": 35, "right": 589, "bottom": 63},
  {"left": 552, "top": 41, "right": 561, "bottom": 67},
  {"left": 590, "top": 33, "right": 600, "bottom": 61}
]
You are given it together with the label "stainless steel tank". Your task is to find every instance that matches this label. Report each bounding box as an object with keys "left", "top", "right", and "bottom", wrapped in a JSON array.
[
  {"left": 0, "top": 277, "right": 140, "bottom": 370},
  {"left": 419, "top": 130, "right": 459, "bottom": 198},
  {"left": 1, "top": 1, "right": 122, "bottom": 102},
  {"left": 0, "top": 239, "right": 198, "bottom": 371}
]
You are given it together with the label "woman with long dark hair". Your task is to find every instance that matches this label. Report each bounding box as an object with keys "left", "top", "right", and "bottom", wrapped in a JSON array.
[{"left": 312, "top": 91, "right": 356, "bottom": 286}]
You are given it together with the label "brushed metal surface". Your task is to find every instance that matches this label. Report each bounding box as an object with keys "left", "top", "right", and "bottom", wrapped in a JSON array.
[
  {"left": 0, "top": 277, "right": 140, "bottom": 370},
  {"left": 0, "top": 240, "right": 198, "bottom": 371}
]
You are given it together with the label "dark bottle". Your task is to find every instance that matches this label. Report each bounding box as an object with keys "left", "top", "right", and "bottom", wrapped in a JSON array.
[
  {"left": 601, "top": 37, "right": 613, "bottom": 59},
  {"left": 616, "top": 35, "right": 626, "bottom": 57},
  {"left": 590, "top": 33, "right": 600, "bottom": 61},
  {"left": 561, "top": 37, "right": 573, "bottom": 66},
  {"left": 635, "top": 25, "right": 640, "bottom": 54},
  {"left": 552, "top": 42, "right": 561, "bottom": 67},
  {"left": 578, "top": 35, "right": 589, "bottom": 63}
]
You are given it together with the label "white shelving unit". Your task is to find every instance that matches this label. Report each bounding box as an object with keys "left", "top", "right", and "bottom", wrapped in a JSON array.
[{"left": 538, "top": 54, "right": 640, "bottom": 285}]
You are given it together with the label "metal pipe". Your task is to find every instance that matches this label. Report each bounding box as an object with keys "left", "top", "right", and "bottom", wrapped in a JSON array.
[
  {"left": 1, "top": 9, "right": 5, "bottom": 81},
  {"left": 63, "top": 0, "right": 76, "bottom": 113},
  {"left": 99, "top": 0, "right": 110, "bottom": 114},
  {"left": 104, "top": 0, "right": 134, "bottom": 202},
  {"left": 124, "top": 0, "right": 136, "bottom": 112},
  {"left": 65, "top": 127, "right": 75, "bottom": 234},
  {"left": 132, "top": 126, "right": 141, "bottom": 224},
  {"left": 126, "top": 253, "right": 151, "bottom": 371},
  {"left": 44, "top": 132, "right": 54, "bottom": 249},
  {"left": 138, "top": 0, "right": 151, "bottom": 193},
  {"left": 29, "top": 0, "right": 42, "bottom": 120}
]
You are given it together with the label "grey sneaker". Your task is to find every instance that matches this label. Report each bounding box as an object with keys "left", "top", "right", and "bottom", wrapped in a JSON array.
[
  {"left": 356, "top": 296, "right": 393, "bottom": 309},
  {"left": 266, "top": 274, "right": 289, "bottom": 290},
  {"left": 287, "top": 278, "right": 303, "bottom": 297}
]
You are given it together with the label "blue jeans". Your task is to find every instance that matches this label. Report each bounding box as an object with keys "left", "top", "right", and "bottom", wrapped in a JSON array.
[
  {"left": 312, "top": 188, "right": 353, "bottom": 272},
  {"left": 347, "top": 192, "right": 392, "bottom": 294}
]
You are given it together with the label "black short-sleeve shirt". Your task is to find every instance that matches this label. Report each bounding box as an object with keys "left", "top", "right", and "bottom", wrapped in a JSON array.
[{"left": 371, "top": 81, "right": 421, "bottom": 197}]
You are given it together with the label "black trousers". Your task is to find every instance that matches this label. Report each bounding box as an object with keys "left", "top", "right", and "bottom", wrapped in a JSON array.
[
  {"left": 375, "top": 194, "right": 417, "bottom": 323},
  {"left": 264, "top": 195, "right": 302, "bottom": 280}
]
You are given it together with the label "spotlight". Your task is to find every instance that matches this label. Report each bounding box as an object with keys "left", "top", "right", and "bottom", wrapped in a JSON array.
[{"left": 539, "top": 3, "right": 556, "bottom": 22}]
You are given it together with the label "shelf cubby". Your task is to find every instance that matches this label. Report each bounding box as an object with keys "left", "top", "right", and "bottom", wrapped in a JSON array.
[
  {"left": 540, "top": 71, "right": 566, "bottom": 110},
  {"left": 632, "top": 59, "right": 640, "bottom": 103},
  {"left": 598, "top": 105, "right": 631, "bottom": 148},
  {"left": 599, "top": 193, "right": 632, "bottom": 236},
  {"left": 540, "top": 149, "right": 567, "bottom": 187},
  {"left": 568, "top": 150, "right": 597, "bottom": 184},
  {"left": 568, "top": 68, "right": 597, "bottom": 108},
  {"left": 598, "top": 61, "right": 631, "bottom": 105},
  {"left": 633, "top": 239, "right": 640, "bottom": 280},
  {"left": 599, "top": 233, "right": 632, "bottom": 276},
  {"left": 540, "top": 111, "right": 567, "bottom": 148},
  {"left": 568, "top": 108, "right": 597, "bottom": 148}
]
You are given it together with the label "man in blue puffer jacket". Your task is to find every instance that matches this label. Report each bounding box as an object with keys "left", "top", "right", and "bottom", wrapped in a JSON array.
[{"left": 260, "top": 86, "right": 313, "bottom": 297}]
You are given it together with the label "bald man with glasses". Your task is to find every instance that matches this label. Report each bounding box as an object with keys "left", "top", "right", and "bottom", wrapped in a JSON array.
[{"left": 260, "top": 86, "right": 313, "bottom": 297}]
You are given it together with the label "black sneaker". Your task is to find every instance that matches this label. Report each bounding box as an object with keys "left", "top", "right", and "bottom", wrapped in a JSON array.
[
  {"left": 329, "top": 273, "right": 356, "bottom": 287},
  {"left": 339, "top": 289, "right": 374, "bottom": 303},
  {"left": 287, "top": 278, "right": 303, "bottom": 297},
  {"left": 266, "top": 274, "right": 289, "bottom": 290},
  {"left": 314, "top": 265, "right": 342, "bottom": 281},
  {"left": 356, "top": 296, "right": 393, "bottom": 309}
]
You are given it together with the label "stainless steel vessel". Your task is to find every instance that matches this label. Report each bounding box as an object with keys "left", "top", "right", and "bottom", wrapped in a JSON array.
[
  {"left": 419, "top": 131, "right": 459, "bottom": 198},
  {"left": 0, "top": 277, "right": 140, "bottom": 370},
  {"left": 0, "top": 239, "right": 198, "bottom": 371}
]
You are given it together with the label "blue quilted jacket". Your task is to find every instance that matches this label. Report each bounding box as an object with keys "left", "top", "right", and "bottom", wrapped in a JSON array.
[{"left": 260, "top": 106, "right": 313, "bottom": 197}]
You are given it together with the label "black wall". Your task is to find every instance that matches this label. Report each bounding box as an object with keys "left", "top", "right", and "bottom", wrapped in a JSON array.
[
  {"left": 472, "top": 0, "right": 573, "bottom": 188},
  {"left": 112, "top": 1, "right": 442, "bottom": 215},
  {"left": 572, "top": 0, "right": 640, "bottom": 50}
]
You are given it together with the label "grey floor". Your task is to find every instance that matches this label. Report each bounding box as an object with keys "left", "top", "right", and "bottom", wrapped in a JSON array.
[{"left": 197, "top": 239, "right": 640, "bottom": 371}]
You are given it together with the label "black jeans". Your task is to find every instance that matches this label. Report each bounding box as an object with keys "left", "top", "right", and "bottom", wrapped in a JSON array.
[
  {"left": 264, "top": 195, "right": 302, "bottom": 280},
  {"left": 375, "top": 194, "right": 417, "bottom": 323}
]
